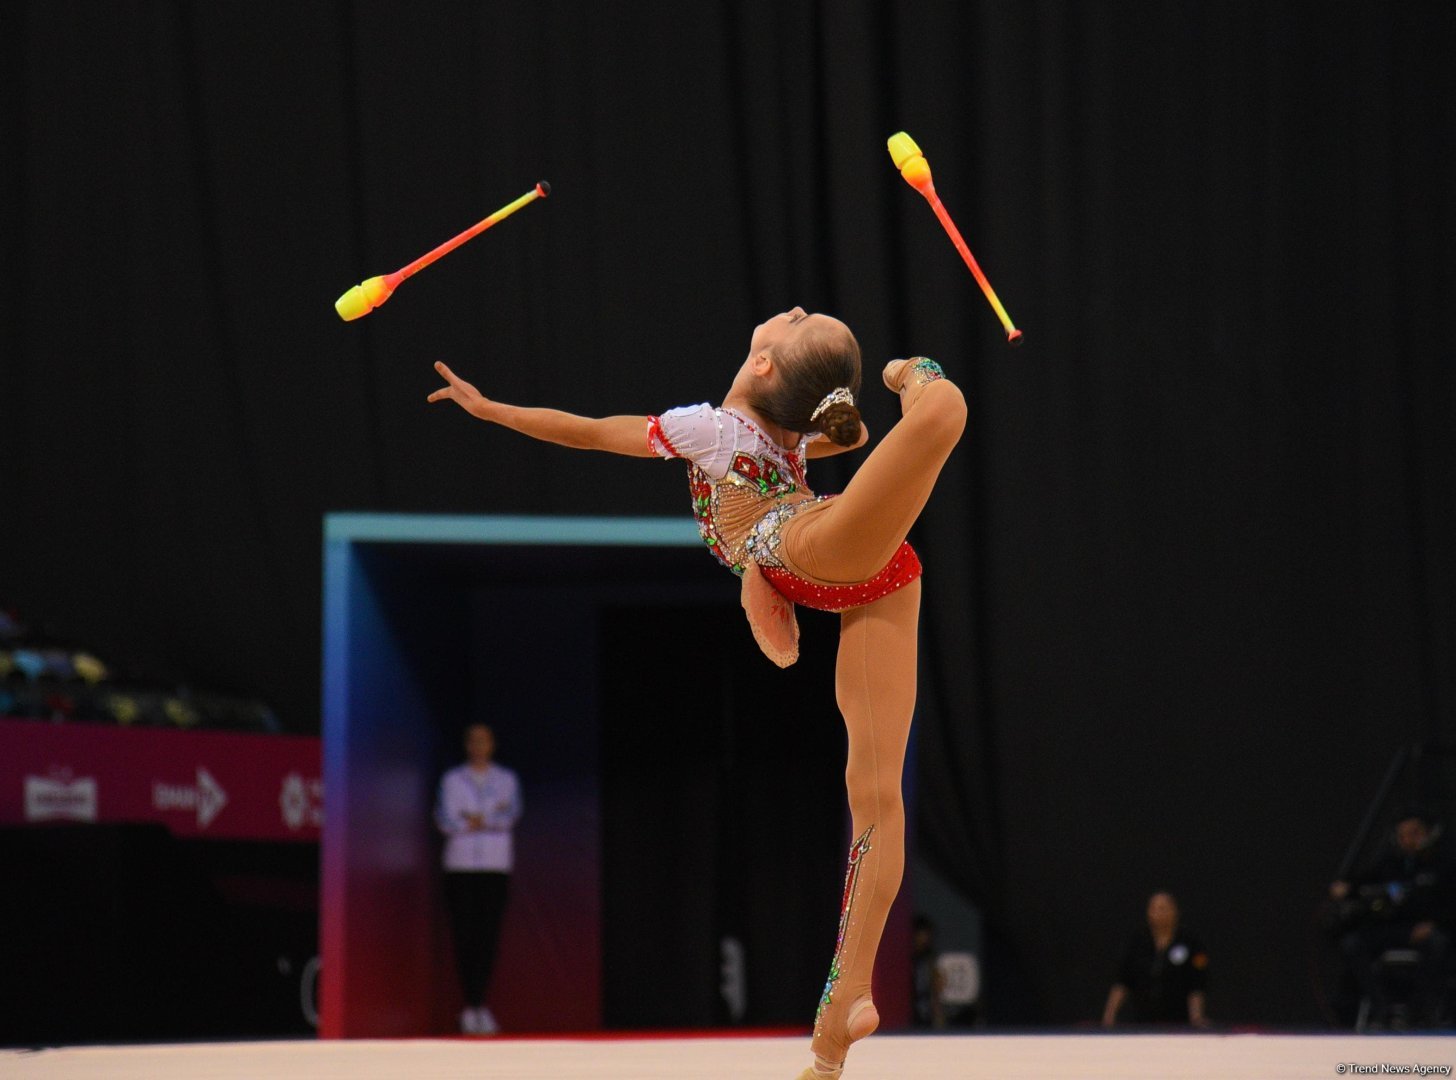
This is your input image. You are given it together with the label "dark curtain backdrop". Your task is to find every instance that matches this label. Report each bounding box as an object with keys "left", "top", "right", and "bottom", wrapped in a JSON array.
[{"left": 2, "top": 1, "right": 1452, "bottom": 1025}]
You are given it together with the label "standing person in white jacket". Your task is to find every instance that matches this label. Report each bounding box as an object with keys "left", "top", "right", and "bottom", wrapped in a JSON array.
[{"left": 435, "top": 723, "right": 522, "bottom": 1035}]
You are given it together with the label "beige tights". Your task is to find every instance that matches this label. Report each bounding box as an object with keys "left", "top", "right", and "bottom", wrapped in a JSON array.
[{"left": 778, "top": 373, "right": 966, "bottom": 1071}]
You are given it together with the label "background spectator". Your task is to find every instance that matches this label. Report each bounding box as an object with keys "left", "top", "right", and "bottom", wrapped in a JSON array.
[
  {"left": 435, "top": 724, "right": 523, "bottom": 1035},
  {"left": 1102, "top": 891, "right": 1209, "bottom": 1028},
  {"left": 1330, "top": 810, "right": 1455, "bottom": 1028}
]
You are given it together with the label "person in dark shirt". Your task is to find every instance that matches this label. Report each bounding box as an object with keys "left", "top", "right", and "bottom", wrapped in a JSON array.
[
  {"left": 1330, "top": 811, "right": 1455, "bottom": 1027},
  {"left": 1102, "top": 891, "right": 1209, "bottom": 1027}
]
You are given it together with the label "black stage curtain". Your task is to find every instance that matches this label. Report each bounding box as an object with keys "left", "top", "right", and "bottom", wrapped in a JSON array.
[{"left": 2, "top": 1, "right": 1452, "bottom": 1024}]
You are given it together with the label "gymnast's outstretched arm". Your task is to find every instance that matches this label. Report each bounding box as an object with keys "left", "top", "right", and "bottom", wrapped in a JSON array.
[{"left": 427, "top": 361, "right": 654, "bottom": 458}]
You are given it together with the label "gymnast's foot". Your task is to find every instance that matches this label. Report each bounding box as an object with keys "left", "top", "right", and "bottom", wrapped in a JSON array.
[
  {"left": 797, "top": 998, "right": 879, "bottom": 1079},
  {"left": 881, "top": 357, "right": 946, "bottom": 414}
]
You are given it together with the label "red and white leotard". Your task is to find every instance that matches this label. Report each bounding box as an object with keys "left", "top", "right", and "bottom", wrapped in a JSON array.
[{"left": 647, "top": 404, "right": 921, "bottom": 615}]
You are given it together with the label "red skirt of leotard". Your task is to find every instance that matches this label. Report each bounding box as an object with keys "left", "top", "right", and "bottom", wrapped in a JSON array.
[{"left": 759, "top": 541, "right": 922, "bottom": 614}]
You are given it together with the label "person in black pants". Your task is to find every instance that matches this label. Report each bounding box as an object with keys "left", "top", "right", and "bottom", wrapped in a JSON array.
[
  {"left": 1102, "top": 891, "right": 1210, "bottom": 1027},
  {"left": 435, "top": 724, "right": 523, "bottom": 1035}
]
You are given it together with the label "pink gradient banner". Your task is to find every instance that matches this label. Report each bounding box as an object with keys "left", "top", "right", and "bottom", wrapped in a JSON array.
[{"left": 0, "top": 717, "right": 321, "bottom": 842}]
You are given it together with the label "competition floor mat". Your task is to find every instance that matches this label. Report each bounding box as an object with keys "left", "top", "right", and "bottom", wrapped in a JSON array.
[{"left": 4, "top": 1032, "right": 1453, "bottom": 1079}]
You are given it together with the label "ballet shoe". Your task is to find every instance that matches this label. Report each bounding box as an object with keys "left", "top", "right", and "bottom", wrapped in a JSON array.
[
  {"left": 797, "top": 1058, "right": 843, "bottom": 1080},
  {"left": 881, "top": 357, "right": 914, "bottom": 392},
  {"left": 797, "top": 999, "right": 878, "bottom": 1079},
  {"left": 881, "top": 357, "right": 945, "bottom": 413}
]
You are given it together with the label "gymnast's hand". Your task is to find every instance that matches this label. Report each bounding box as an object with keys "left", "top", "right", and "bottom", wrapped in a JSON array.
[
  {"left": 428, "top": 361, "right": 493, "bottom": 419},
  {"left": 427, "top": 362, "right": 654, "bottom": 456}
]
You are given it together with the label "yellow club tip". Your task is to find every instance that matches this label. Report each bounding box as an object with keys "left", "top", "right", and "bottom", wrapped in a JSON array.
[
  {"left": 887, "top": 131, "right": 923, "bottom": 170},
  {"left": 335, "top": 276, "right": 395, "bottom": 321},
  {"left": 335, "top": 285, "right": 372, "bottom": 321}
]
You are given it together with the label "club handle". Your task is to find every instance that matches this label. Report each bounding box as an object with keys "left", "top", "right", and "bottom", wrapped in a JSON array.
[{"left": 395, "top": 184, "right": 549, "bottom": 282}]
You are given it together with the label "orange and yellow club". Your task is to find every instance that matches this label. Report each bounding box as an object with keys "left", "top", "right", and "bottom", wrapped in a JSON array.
[
  {"left": 888, "top": 133, "right": 1022, "bottom": 346},
  {"left": 335, "top": 181, "right": 550, "bottom": 321}
]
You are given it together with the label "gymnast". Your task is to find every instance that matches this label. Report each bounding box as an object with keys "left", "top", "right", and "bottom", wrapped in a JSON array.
[{"left": 427, "top": 306, "right": 966, "bottom": 1079}]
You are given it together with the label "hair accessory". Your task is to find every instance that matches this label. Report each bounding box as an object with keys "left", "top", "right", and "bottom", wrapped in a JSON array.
[{"left": 810, "top": 387, "right": 855, "bottom": 423}]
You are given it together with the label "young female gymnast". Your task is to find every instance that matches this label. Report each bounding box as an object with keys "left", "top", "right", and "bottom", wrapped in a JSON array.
[{"left": 427, "top": 306, "right": 966, "bottom": 1078}]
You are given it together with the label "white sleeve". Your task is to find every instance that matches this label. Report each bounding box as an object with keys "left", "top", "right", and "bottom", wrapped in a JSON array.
[
  {"left": 647, "top": 403, "right": 721, "bottom": 464},
  {"left": 482, "top": 770, "right": 522, "bottom": 830},
  {"left": 434, "top": 772, "right": 469, "bottom": 836}
]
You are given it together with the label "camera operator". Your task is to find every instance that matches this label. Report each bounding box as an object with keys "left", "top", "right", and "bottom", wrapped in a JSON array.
[{"left": 1330, "top": 810, "right": 1455, "bottom": 1027}]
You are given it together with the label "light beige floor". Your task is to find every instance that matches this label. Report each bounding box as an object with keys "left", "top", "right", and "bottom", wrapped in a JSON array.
[{"left": 2, "top": 1034, "right": 1452, "bottom": 1080}]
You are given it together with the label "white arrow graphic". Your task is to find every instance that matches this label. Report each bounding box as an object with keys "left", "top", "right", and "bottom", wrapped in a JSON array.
[{"left": 196, "top": 767, "right": 228, "bottom": 829}]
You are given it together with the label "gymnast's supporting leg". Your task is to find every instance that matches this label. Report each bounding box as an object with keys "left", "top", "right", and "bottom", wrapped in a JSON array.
[
  {"left": 788, "top": 361, "right": 964, "bottom": 1077},
  {"left": 805, "top": 578, "right": 922, "bottom": 1076}
]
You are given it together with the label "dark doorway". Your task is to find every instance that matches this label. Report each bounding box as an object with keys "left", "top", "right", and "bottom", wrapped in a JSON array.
[{"left": 600, "top": 602, "right": 845, "bottom": 1028}]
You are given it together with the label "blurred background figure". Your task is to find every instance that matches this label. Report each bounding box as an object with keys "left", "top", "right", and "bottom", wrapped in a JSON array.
[
  {"left": 1329, "top": 809, "right": 1455, "bottom": 1029},
  {"left": 911, "top": 915, "right": 946, "bottom": 1029},
  {"left": 435, "top": 724, "right": 523, "bottom": 1035},
  {"left": 1102, "top": 892, "right": 1209, "bottom": 1028}
]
